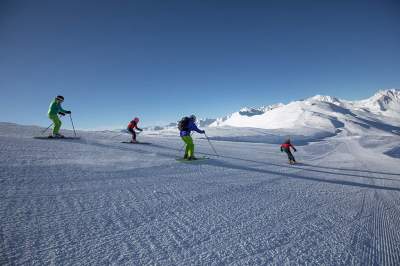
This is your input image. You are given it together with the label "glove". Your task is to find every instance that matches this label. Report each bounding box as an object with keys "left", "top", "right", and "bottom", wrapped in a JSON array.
[
  {"left": 293, "top": 148, "right": 297, "bottom": 152},
  {"left": 202, "top": 130, "right": 206, "bottom": 134},
  {"left": 58, "top": 112, "right": 65, "bottom": 116},
  {"left": 139, "top": 128, "right": 143, "bottom": 132},
  {"left": 280, "top": 147, "right": 283, "bottom": 152},
  {"left": 65, "top": 111, "right": 71, "bottom": 114}
]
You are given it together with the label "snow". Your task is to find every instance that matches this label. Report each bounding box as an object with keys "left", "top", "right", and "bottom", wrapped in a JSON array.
[
  {"left": 1, "top": 121, "right": 400, "bottom": 265},
  {"left": 307, "top": 95, "right": 343, "bottom": 105}
]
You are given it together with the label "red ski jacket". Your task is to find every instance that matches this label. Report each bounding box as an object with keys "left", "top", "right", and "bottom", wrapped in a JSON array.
[
  {"left": 281, "top": 143, "right": 296, "bottom": 152},
  {"left": 281, "top": 143, "right": 293, "bottom": 149},
  {"left": 127, "top": 121, "right": 138, "bottom": 130}
]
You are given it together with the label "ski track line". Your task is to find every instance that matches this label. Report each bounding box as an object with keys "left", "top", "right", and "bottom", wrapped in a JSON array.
[
  {"left": 342, "top": 139, "right": 400, "bottom": 265},
  {"left": 2, "top": 195, "right": 162, "bottom": 263}
]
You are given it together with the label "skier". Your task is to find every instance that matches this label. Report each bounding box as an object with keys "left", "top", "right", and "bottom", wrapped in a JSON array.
[
  {"left": 47, "top": 95, "right": 71, "bottom": 138},
  {"left": 178, "top": 115, "right": 205, "bottom": 160},
  {"left": 127, "top": 117, "right": 143, "bottom": 143},
  {"left": 281, "top": 138, "right": 297, "bottom": 164}
]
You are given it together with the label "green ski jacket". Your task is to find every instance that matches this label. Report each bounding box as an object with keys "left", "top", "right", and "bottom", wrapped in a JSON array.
[{"left": 48, "top": 100, "right": 68, "bottom": 116}]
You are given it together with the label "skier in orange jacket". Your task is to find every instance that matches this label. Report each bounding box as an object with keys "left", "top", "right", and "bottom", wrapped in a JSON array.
[
  {"left": 127, "top": 117, "right": 143, "bottom": 143},
  {"left": 281, "top": 138, "right": 297, "bottom": 164}
]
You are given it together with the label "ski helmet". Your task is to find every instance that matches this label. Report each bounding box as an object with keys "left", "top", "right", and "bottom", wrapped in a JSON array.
[
  {"left": 133, "top": 117, "right": 139, "bottom": 123},
  {"left": 189, "top": 115, "right": 196, "bottom": 121},
  {"left": 56, "top": 95, "right": 64, "bottom": 101}
]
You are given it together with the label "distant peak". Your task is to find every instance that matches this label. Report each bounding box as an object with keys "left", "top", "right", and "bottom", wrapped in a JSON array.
[
  {"left": 239, "top": 107, "right": 265, "bottom": 117},
  {"left": 374, "top": 89, "right": 400, "bottom": 99},
  {"left": 365, "top": 89, "right": 400, "bottom": 103},
  {"left": 357, "top": 88, "right": 400, "bottom": 112},
  {"left": 238, "top": 104, "right": 283, "bottom": 117},
  {"left": 307, "top": 95, "right": 341, "bottom": 104}
]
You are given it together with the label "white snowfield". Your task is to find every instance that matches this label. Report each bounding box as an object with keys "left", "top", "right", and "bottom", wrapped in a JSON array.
[{"left": 1, "top": 120, "right": 400, "bottom": 265}]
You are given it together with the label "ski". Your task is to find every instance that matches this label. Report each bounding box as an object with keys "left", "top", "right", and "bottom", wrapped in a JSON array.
[
  {"left": 121, "top": 141, "right": 151, "bottom": 145},
  {"left": 175, "top": 156, "right": 210, "bottom": 163},
  {"left": 34, "top": 136, "right": 80, "bottom": 140}
]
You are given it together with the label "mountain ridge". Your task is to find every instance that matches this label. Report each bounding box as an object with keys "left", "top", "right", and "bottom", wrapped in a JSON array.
[{"left": 208, "top": 89, "right": 400, "bottom": 136}]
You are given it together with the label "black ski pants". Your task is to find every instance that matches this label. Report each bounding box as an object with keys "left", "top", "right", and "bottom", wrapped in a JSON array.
[
  {"left": 283, "top": 148, "right": 296, "bottom": 162},
  {"left": 128, "top": 128, "right": 136, "bottom": 141}
]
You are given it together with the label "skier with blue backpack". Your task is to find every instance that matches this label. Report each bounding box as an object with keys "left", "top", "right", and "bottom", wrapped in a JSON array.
[{"left": 178, "top": 115, "right": 205, "bottom": 160}]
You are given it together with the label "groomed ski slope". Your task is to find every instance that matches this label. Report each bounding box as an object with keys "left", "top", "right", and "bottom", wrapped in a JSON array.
[{"left": 1, "top": 123, "right": 400, "bottom": 265}]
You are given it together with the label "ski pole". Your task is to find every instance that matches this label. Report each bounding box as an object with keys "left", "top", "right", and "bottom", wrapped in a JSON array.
[
  {"left": 42, "top": 123, "right": 53, "bottom": 134},
  {"left": 205, "top": 133, "right": 219, "bottom": 156},
  {"left": 69, "top": 113, "right": 77, "bottom": 137}
]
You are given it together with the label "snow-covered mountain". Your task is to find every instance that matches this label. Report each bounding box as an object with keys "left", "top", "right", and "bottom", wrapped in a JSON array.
[
  {"left": 213, "top": 104, "right": 284, "bottom": 125},
  {"left": 209, "top": 89, "right": 400, "bottom": 137},
  {"left": 349, "top": 89, "right": 400, "bottom": 114}
]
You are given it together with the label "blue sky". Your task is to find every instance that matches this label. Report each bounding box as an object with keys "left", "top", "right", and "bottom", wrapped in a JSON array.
[{"left": 1, "top": 0, "right": 399, "bottom": 129}]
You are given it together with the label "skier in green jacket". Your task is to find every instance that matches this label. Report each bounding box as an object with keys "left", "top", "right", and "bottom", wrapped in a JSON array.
[{"left": 48, "top": 95, "right": 71, "bottom": 138}]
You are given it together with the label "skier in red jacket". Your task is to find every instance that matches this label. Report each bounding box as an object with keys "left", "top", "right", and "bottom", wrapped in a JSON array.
[
  {"left": 281, "top": 138, "right": 297, "bottom": 164},
  {"left": 127, "top": 117, "right": 143, "bottom": 143}
]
